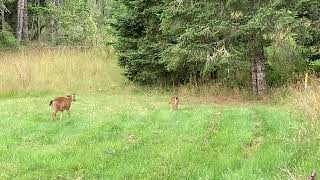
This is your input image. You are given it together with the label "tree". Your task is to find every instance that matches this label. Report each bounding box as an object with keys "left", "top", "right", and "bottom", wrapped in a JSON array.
[
  {"left": 113, "top": 0, "right": 316, "bottom": 95},
  {"left": 2, "top": 0, "right": 110, "bottom": 47},
  {"left": 293, "top": 0, "right": 320, "bottom": 65},
  {"left": 0, "top": 1, "right": 7, "bottom": 29},
  {"left": 160, "top": 0, "right": 235, "bottom": 85},
  {"left": 16, "top": 0, "right": 28, "bottom": 42},
  {"left": 28, "top": 0, "right": 47, "bottom": 41},
  {"left": 49, "top": 0, "right": 60, "bottom": 43},
  {"left": 161, "top": 0, "right": 298, "bottom": 95},
  {"left": 112, "top": 0, "right": 168, "bottom": 85}
]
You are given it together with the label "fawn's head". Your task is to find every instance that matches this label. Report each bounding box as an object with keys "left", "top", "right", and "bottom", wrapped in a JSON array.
[{"left": 66, "top": 93, "right": 76, "bottom": 101}]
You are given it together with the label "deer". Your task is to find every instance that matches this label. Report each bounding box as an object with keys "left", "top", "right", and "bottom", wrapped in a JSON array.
[
  {"left": 169, "top": 96, "right": 179, "bottom": 111},
  {"left": 308, "top": 170, "right": 316, "bottom": 180},
  {"left": 49, "top": 94, "right": 76, "bottom": 121}
]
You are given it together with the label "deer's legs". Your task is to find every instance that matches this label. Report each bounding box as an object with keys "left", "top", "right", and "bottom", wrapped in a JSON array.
[
  {"left": 60, "top": 112, "right": 63, "bottom": 121},
  {"left": 51, "top": 110, "right": 57, "bottom": 121}
]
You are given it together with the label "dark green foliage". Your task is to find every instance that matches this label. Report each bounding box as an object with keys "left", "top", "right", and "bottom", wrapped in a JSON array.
[
  {"left": 1, "top": 0, "right": 320, "bottom": 90},
  {"left": 291, "top": 0, "right": 320, "bottom": 75},
  {"left": 2, "top": 0, "right": 109, "bottom": 46},
  {"left": 294, "top": 0, "right": 320, "bottom": 57},
  {"left": 0, "top": 24, "right": 17, "bottom": 48},
  {"left": 112, "top": 0, "right": 170, "bottom": 85},
  {"left": 112, "top": 0, "right": 319, "bottom": 90},
  {"left": 266, "top": 37, "right": 306, "bottom": 86},
  {"left": 1, "top": 0, "right": 16, "bottom": 33}
]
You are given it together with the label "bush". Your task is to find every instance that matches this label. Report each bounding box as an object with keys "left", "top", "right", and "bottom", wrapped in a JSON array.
[{"left": 0, "top": 27, "right": 18, "bottom": 49}]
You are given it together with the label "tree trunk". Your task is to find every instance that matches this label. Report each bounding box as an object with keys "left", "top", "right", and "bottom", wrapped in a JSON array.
[
  {"left": 16, "top": 0, "right": 23, "bottom": 41},
  {"left": 16, "top": 0, "right": 28, "bottom": 42},
  {"left": 22, "top": 0, "right": 28, "bottom": 39},
  {"left": 1, "top": 8, "right": 4, "bottom": 30},
  {"left": 211, "top": 68, "right": 218, "bottom": 81},
  {"left": 50, "top": 0, "right": 60, "bottom": 44},
  {"left": 36, "top": 15, "right": 40, "bottom": 41},
  {"left": 32, "top": 0, "right": 41, "bottom": 41},
  {"left": 251, "top": 30, "right": 267, "bottom": 96}
]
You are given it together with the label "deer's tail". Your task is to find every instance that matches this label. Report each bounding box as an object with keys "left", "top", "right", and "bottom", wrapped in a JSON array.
[{"left": 49, "top": 100, "right": 53, "bottom": 106}]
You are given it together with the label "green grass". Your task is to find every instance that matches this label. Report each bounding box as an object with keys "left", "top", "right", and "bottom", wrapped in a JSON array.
[
  {"left": 1, "top": 47, "right": 319, "bottom": 179},
  {"left": 0, "top": 94, "right": 319, "bottom": 179}
]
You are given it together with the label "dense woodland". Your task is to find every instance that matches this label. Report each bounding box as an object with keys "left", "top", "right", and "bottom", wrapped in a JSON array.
[{"left": 1, "top": 0, "right": 320, "bottom": 95}]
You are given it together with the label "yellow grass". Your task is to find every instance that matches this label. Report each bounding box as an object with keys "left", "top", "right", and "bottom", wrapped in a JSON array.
[
  {"left": 270, "top": 76, "right": 320, "bottom": 122},
  {"left": 0, "top": 46, "right": 128, "bottom": 94},
  {"left": 291, "top": 80, "right": 320, "bottom": 122},
  {"left": 0, "top": 46, "right": 256, "bottom": 105},
  {"left": 1, "top": 46, "right": 297, "bottom": 106}
]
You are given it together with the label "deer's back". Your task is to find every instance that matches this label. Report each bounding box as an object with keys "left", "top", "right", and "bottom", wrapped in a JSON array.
[
  {"left": 171, "top": 96, "right": 179, "bottom": 103},
  {"left": 52, "top": 98, "right": 72, "bottom": 111}
]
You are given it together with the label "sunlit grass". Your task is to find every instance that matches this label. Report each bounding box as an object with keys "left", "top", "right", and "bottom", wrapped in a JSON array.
[
  {"left": 0, "top": 94, "right": 318, "bottom": 179},
  {"left": 0, "top": 46, "right": 128, "bottom": 95},
  {"left": 0, "top": 47, "right": 319, "bottom": 179}
]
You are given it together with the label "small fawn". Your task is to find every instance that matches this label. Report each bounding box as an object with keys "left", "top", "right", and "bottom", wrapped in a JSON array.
[
  {"left": 308, "top": 170, "right": 316, "bottom": 180},
  {"left": 49, "top": 94, "right": 76, "bottom": 121},
  {"left": 169, "top": 96, "right": 179, "bottom": 111}
]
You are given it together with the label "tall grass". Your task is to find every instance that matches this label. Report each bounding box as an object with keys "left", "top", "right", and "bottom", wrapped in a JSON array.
[
  {"left": 1, "top": 47, "right": 320, "bottom": 178},
  {"left": 267, "top": 75, "right": 320, "bottom": 121},
  {"left": 288, "top": 79, "right": 320, "bottom": 122},
  {"left": 0, "top": 46, "right": 128, "bottom": 95},
  {"left": 1, "top": 45, "right": 313, "bottom": 106},
  {"left": 0, "top": 47, "right": 249, "bottom": 101}
]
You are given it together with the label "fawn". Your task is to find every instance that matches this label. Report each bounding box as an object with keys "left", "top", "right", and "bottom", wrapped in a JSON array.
[
  {"left": 49, "top": 94, "right": 76, "bottom": 121},
  {"left": 308, "top": 170, "right": 316, "bottom": 180},
  {"left": 169, "top": 96, "right": 179, "bottom": 111}
]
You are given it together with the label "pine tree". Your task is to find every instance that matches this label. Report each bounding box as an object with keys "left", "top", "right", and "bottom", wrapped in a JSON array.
[{"left": 112, "top": 0, "right": 168, "bottom": 85}]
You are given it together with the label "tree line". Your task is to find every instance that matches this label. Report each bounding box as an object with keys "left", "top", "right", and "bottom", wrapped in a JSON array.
[
  {"left": 112, "top": 0, "right": 320, "bottom": 95},
  {"left": 0, "top": 0, "right": 114, "bottom": 46},
  {"left": 1, "top": 0, "right": 320, "bottom": 95}
]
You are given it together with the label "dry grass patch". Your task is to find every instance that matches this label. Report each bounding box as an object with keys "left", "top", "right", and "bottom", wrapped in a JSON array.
[{"left": 0, "top": 46, "right": 127, "bottom": 94}]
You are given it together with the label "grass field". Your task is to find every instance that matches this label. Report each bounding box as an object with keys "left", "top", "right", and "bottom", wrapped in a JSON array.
[
  {"left": 1, "top": 48, "right": 320, "bottom": 179},
  {"left": 0, "top": 94, "right": 319, "bottom": 179}
]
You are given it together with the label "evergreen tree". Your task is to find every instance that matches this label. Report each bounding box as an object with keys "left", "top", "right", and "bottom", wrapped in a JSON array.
[
  {"left": 112, "top": 0, "right": 168, "bottom": 85},
  {"left": 113, "top": 0, "right": 316, "bottom": 95}
]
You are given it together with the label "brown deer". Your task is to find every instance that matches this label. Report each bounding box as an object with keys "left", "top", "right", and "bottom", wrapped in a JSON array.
[
  {"left": 169, "top": 96, "right": 179, "bottom": 111},
  {"left": 49, "top": 94, "right": 76, "bottom": 121},
  {"left": 308, "top": 170, "right": 316, "bottom": 180}
]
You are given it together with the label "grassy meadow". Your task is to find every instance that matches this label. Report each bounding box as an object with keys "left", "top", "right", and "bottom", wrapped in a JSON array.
[
  {"left": 0, "top": 46, "right": 124, "bottom": 94},
  {"left": 0, "top": 47, "right": 320, "bottom": 179}
]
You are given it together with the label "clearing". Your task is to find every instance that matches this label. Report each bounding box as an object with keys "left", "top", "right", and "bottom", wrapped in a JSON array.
[{"left": 0, "top": 94, "right": 317, "bottom": 179}]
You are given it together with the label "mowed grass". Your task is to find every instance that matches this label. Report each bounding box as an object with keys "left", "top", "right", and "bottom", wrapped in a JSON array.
[{"left": 0, "top": 94, "right": 319, "bottom": 179}]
